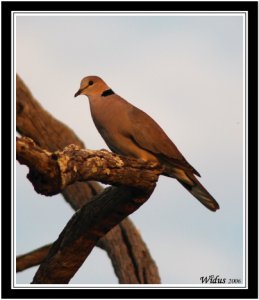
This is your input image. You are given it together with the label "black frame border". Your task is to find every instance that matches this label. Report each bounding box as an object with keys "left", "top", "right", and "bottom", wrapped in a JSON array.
[{"left": 1, "top": 1, "right": 258, "bottom": 299}]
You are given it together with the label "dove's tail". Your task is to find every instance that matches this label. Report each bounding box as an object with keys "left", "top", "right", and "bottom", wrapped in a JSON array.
[{"left": 175, "top": 170, "right": 220, "bottom": 212}]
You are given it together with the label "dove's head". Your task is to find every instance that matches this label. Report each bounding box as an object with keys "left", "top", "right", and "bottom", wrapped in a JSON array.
[{"left": 74, "top": 76, "right": 110, "bottom": 98}]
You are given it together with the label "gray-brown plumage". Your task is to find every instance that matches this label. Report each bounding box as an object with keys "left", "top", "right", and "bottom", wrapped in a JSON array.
[{"left": 75, "top": 76, "right": 219, "bottom": 212}]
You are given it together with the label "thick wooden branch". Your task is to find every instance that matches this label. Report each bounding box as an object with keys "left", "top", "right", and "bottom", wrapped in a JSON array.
[
  {"left": 16, "top": 219, "right": 160, "bottom": 284},
  {"left": 16, "top": 136, "right": 161, "bottom": 195},
  {"left": 32, "top": 186, "right": 154, "bottom": 284},
  {"left": 16, "top": 74, "right": 161, "bottom": 284}
]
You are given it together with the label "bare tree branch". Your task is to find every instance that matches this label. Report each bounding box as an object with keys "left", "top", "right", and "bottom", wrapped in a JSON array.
[
  {"left": 16, "top": 136, "right": 161, "bottom": 196},
  {"left": 16, "top": 137, "right": 161, "bottom": 283},
  {"left": 16, "top": 74, "right": 161, "bottom": 284},
  {"left": 16, "top": 244, "right": 52, "bottom": 272},
  {"left": 17, "top": 218, "right": 160, "bottom": 284},
  {"left": 31, "top": 186, "right": 154, "bottom": 284}
]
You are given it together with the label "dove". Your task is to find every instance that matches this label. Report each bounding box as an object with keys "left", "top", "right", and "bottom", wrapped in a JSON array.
[{"left": 74, "top": 76, "right": 219, "bottom": 211}]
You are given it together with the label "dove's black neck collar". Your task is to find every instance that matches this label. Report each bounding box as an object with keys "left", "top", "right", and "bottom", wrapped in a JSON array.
[{"left": 101, "top": 89, "right": 115, "bottom": 97}]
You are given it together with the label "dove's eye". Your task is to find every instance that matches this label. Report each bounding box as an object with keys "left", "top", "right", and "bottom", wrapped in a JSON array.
[{"left": 89, "top": 80, "right": 94, "bottom": 86}]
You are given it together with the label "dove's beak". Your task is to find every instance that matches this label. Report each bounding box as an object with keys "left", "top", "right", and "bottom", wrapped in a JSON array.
[{"left": 74, "top": 89, "right": 82, "bottom": 98}]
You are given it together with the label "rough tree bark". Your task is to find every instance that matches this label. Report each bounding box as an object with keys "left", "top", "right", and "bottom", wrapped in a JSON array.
[
  {"left": 16, "top": 137, "right": 161, "bottom": 195},
  {"left": 16, "top": 74, "right": 161, "bottom": 284},
  {"left": 17, "top": 137, "right": 160, "bottom": 283},
  {"left": 31, "top": 186, "right": 155, "bottom": 284}
]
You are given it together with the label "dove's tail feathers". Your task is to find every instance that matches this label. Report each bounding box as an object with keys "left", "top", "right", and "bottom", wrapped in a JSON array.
[{"left": 176, "top": 171, "right": 220, "bottom": 212}]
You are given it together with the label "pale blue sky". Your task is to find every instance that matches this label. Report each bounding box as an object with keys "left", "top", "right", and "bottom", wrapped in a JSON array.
[{"left": 15, "top": 13, "right": 245, "bottom": 285}]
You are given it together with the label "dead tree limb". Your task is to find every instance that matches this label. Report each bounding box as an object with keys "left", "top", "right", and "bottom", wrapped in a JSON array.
[
  {"left": 16, "top": 136, "right": 161, "bottom": 195},
  {"left": 16, "top": 74, "right": 161, "bottom": 283},
  {"left": 16, "top": 136, "right": 161, "bottom": 283},
  {"left": 16, "top": 219, "right": 159, "bottom": 284},
  {"left": 31, "top": 186, "right": 154, "bottom": 284},
  {"left": 16, "top": 244, "right": 52, "bottom": 272}
]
